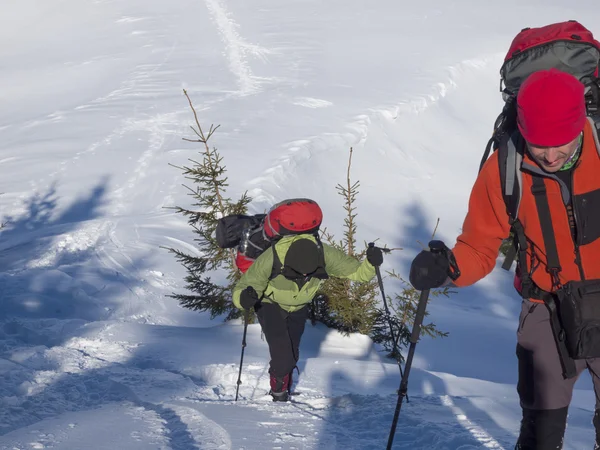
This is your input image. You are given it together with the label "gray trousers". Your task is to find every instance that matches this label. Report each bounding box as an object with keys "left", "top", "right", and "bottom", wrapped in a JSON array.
[
  {"left": 517, "top": 299, "right": 600, "bottom": 411},
  {"left": 516, "top": 299, "right": 600, "bottom": 448}
]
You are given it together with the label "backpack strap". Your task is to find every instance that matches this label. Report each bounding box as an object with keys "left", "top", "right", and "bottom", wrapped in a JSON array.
[
  {"left": 506, "top": 218, "right": 528, "bottom": 273},
  {"left": 269, "top": 241, "right": 283, "bottom": 280},
  {"left": 530, "top": 177, "right": 561, "bottom": 285},
  {"left": 586, "top": 78, "right": 599, "bottom": 116},
  {"left": 529, "top": 175, "right": 577, "bottom": 379},
  {"left": 501, "top": 132, "right": 525, "bottom": 218},
  {"left": 586, "top": 76, "right": 600, "bottom": 149},
  {"left": 479, "top": 97, "right": 517, "bottom": 173},
  {"left": 313, "top": 233, "right": 326, "bottom": 275},
  {"left": 589, "top": 116, "right": 600, "bottom": 153},
  {"left": 497, "top": 131, "right": 525, "bottom": 270},
  {"left": 480, "top": 135, "right": 498, "bottom": 173}
]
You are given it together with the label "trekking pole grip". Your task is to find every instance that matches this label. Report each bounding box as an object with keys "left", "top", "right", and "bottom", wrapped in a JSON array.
[{"left": 428, "top": 240, "right": 461, "bottom": 281}]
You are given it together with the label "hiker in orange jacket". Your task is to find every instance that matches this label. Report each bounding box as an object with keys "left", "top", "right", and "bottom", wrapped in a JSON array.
[{"left": 409, "top": 68, "right": 600, "bottom": 449}]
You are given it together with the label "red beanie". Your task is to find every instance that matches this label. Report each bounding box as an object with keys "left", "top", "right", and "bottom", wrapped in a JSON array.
[{"left": 517, "top": 68, "right": 586, "bottom": 147}]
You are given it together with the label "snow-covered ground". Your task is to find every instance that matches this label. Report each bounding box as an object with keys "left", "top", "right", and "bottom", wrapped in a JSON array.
[{"left": 1, "top": 0, "right": 600, "bottom": 448}]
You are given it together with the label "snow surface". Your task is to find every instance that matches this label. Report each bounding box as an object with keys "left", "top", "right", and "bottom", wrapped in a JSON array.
[{"left": 2, "top": 0, "right": 600, "bottom": 448}]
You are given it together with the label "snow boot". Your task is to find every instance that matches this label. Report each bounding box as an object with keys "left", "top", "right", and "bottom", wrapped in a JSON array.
[
  {"left": 269, "top": 373, "right": 290, "bottom": 402},
  {"left": 514, "top": 407, "right": 568, "bottom": 449}
]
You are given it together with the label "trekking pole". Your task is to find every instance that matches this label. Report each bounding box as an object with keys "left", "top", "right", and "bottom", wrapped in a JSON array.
[
  {"left": 386, "top": 240, "right": 460, "bottom": 450},
  {"left": 368, "top": 242, "right": 408, "bottom": 403},
  {"left": 235, "top": 309, "right": 250, "bottom": 402},
  {"left": 386, "top": 286, "right": 430, "bottom": 449}
]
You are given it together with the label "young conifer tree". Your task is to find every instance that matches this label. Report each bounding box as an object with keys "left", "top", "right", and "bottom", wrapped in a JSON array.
[
  {"left": 316, "top": 148, "right": 449, "bottom": 361},
  {"left": 166, "top": 90, "right": 250, "bottom": 321},
  {"left": 318, "top": 148, "right": 380, "bottom": 334},
  {"left": 369, "top": 270, "right": 450, "bottom": 361}
]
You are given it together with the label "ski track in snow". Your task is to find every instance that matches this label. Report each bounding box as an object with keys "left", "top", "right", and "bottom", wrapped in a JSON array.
[
  {"left": 8, "top": 0, "right": 276, "bottom": 302},
  {"left": 23, "top": 112, "right": 181, "bottom": 293},
  {"left": 0, "top": 322, "right": 516, "bottom": 449},
  {"left": 247, "top": 55, "right": 499, "bottom": 208},
  {"left": 204, "top": 0, "right": 272, "bottom": 96},
  {"left": 107, "top": 111, "right": 181, "bottom": 215},
  {"left": 0, "top": 335, "right": 231, "bottom": 449},
  {"left": 8, "top": 16, "right": 184, "bottom": 290},
  {"left": 292, "top": 97, "right": 334, "bottom": 109},
  {"left": 439, "top": 395, "right": 504, "bottom": 449},
  {"left": 12, "top": 12, "right": 178, "bottom": 186}
]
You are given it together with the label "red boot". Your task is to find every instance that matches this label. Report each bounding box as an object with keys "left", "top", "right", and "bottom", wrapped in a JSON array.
[{"left": 269, "top": 373, "right": 290, "bottom": 402}]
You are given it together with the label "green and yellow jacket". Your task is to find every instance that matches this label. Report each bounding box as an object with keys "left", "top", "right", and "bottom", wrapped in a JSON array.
[{"left": 232, "top": 235, "right": 376, "bottom": 312}]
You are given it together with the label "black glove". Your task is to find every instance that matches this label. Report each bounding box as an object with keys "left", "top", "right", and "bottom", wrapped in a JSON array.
[
  {"left": 366, "top": 246, "right": 384, "bottom": 267},
  {"left": 409, "top": 247, "right": 451, "bottom": 291},
  {"left": 240, "top": 286, "right": 260, "bottom": 310}
]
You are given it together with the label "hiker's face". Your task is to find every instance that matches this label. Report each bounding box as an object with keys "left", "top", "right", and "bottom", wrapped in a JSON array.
[{"left": 527, "top": 135, "right": 580, "bottom": 173}]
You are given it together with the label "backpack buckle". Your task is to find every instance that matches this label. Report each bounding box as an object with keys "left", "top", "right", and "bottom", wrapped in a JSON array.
[
  {"left": 531, "top": 184, "right": 546, "bottom": 195},
  {"left": 548, "top": 267, "right": 563, "bottom": 290}
]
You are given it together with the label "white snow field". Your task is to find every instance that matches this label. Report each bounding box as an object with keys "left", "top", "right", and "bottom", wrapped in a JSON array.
[{"left": 1, "top": 0, "right": 600, "bottom": 448}]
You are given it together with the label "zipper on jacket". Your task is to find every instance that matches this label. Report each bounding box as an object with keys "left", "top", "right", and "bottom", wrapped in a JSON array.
[{"left": 570, "top": 173, "right": 586, "bottom": 280}]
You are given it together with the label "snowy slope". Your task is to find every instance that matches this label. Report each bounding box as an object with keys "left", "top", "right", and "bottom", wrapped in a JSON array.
[{"left": 1, "top": 0, "right": 600, "bottom": 448}]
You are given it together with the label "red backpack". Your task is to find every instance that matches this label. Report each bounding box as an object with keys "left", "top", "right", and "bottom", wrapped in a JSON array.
[
  {"left": 478, "top": 20, "right": 600, "bottom": 268},
  {"left": 216, "top": 198, "right": 324, "bottom": 274}
]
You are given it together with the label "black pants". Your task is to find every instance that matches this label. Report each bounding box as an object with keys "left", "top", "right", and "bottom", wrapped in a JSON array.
[{"left": 256, "top": 302, "right": 308, "bottom": 378}]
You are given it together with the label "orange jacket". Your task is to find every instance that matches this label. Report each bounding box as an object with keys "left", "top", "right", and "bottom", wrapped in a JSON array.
[{"left": 452, "top": 120, "right": 600, "bottom": 299}]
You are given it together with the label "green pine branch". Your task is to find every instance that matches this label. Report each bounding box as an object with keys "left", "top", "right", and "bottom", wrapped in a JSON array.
[{"left": 164, "top": 90, "right": 253, "bottom": 321}]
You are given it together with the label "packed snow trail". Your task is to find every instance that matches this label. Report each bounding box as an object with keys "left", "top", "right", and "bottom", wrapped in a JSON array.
[{"left": 0, "top": 321, "right": 523, "bottom": 449}]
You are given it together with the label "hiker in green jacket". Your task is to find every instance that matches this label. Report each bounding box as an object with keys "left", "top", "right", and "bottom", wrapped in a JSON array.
[{"left": 233, "top": 233, "right": 383, "bottom": 402}]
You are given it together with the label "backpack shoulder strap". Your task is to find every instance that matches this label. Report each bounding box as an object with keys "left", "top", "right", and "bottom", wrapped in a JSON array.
[
  {"left": 313, "top": 233, "right": 327, "bottom": 279},
  {"left": 269, "top": 241, "right": 283, "bottom": 280},
  {"left": 498, "top": 131, "right": 524, "bottom": 219},
  {"left": 530, "top": 176, "right": 561, "bottom": 278},
  {"left": 480, "top": 135, "right": 498, "bottom": 173},
  {"left": 497, "top": 131, "right": 525, "bottom": 270},
  {"left": 586, "top": 76, "right": 600, "bottom": 150},
  {"left": 529, "top": 175, "right": 577, "bottom": 379},
  {"left": 589, "top": 116, "right": 600, "bottom": 153}
]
